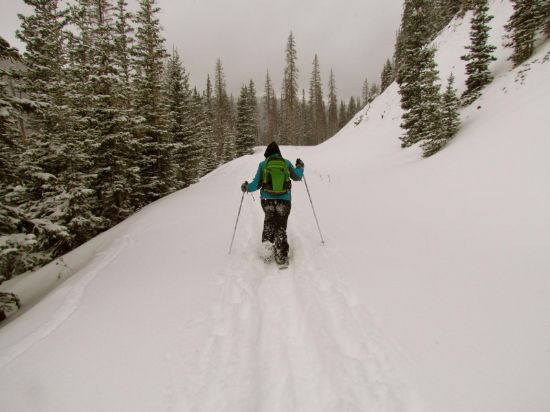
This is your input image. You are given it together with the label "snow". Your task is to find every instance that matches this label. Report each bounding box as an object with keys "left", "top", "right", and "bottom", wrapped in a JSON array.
[
  {"left": 1, "top": 2, "right": 550, "bottom": 411},
  {"left": 31, "top": 172, "right": 56, "bottom": 181}
]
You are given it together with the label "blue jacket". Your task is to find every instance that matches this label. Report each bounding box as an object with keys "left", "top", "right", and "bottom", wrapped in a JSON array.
[{"left": 247, "top": 158, "right": 304, "bottom": 201}]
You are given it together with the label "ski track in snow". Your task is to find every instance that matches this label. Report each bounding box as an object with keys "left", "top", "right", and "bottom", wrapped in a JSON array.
[
  {"left": 167, "top": 200, "right": 417, "bottom": 412},
  {"left": 0, "top": 235, "right": 134, "bottom": 370}
]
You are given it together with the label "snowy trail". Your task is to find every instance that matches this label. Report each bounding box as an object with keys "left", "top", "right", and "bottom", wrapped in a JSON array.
[{"left": 169, "top": 192, "right": 419, "bottom": 412}]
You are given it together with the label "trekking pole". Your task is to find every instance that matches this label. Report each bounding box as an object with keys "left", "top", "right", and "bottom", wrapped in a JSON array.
[
  {"left": 303, "top": 175, "right": 325, "bottom": 244},
  {"left": 229, "top": 191, "right": 246, "bottom": 254}
]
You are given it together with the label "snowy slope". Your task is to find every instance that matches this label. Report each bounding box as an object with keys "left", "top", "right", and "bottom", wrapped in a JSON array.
[{"left": 1, "top": 1, "right": 550, "bottom": 411}]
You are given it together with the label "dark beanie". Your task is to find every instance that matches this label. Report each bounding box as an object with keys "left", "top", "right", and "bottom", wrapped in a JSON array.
[{"left": 264, "top": 141, "right": 281, "bottom": 158}]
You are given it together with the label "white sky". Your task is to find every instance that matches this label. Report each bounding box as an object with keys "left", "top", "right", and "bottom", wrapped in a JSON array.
[{"left": 0, "top": 0, "right": 404, "bottom": 101}]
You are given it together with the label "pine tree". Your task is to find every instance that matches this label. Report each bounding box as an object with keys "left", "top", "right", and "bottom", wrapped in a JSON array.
[
  {"left": 381, "top": 59, "right": 395, "bottom": 92},
  {"left": 205, "top": 74, "right": 214, "bottom": 118},
  {"left": 71, "top": 0, "right": 139, "bottom": 233},
  {"left": 433, "top": 0, "right": 462, "bottom": 31},
  {"left": 505, "top": 0, "right": 545, "bottom": 66},
  {"left": 299, "top": 89, "right": 312, "bottom": 143},
  {"left": 281, "top": 32, "right": 300, "bottom": 145},
  {"left": 213, "top": 58, "right": 235, "bottom": 162},
  {"left": 369, "top": 83, "right": 380, "bottom": 102},
  {"left": 235, "top": 85, "right": 256, "bottom": 157},
  {"left": 444, "top": 0, "right": 462, "bottom": 19},
  {"left": 164, "top": 49, "right": 200, "bottom": 188},
  {"left": 545, "top": 0, "right": 550, "bottom": 36},
  {"left": 401, "top": 46, "right": 442, "bottom": 148},
  {"left": 0, "top": 37, "right": 40, "bottom": 279},
  {"left": 395, "top": 0, "right": 438, "bottom": 79},
  {"left": 15, "top": 0, "right": 75, "bottom": 258},
  {"left": 247, "top": 79, "right": 259, "bottom": 145},
  {"left": 113, "top": 0, "right": 133, "bottom": 89},
  {"left": 132, "top": 0, "right": 174, "bottom": 204},
  {"left": 421, "top": 73, "right": 460, "bottom": 156},
  {"left": 327, "top": 69, "right": 338, "bottom": 137},
  {"left": 461, "top": 0, "right": 496, "bottom": 105},
  {"left": 338, "top": 100, "right": 347, "bottom": 129},
  {"left": 76, "top": 0, "right": 141, "bottom": 231},
  {"left": 192, "top": 88, "right": 217, "bottom": 176},
  {"left": 362, "top": 78, "right": 370, "bottom": 105},
  {"left": 441, "top": 72, "right": 461, "bottom": 139},
  {"left": 459, "top": 0, "right": 477, "bottom": 16},
  {"left": 393, "top": 28, "right": 405, "bottom": 76},
  {"left": 0, "top": 38, "right": 25, "bottom": 165},
  {"left": 309, "top": 54, "right": 326, "bottom": 144},
  {"left": 263, "top": 70, "right": 278, "bottom": 144},
  {"left": 347, "top": 96, "right": 357, "bottom": 122},
  {"left": 397, "top": 0, "right": 437, "bottom": 145},
  {"left": 96, "top": 0, "right": 141, "bottom": 221}
]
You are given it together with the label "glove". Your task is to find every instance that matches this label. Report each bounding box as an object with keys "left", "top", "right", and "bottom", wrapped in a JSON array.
[
  {"left": 295, "top": 158, "right": 304, "bottom": 168},
  {"left": 241, "top": 181, "right": 248, "bottom": 193}
]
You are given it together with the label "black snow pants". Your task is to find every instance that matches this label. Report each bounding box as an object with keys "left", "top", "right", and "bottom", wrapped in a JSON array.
[{"left": 261, "top": 199, "right": 291, "bottom": 261}]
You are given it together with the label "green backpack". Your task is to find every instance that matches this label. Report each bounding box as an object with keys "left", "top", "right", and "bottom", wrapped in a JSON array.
[{"left": 262, "top": 155, "right": 291, "bottom": 194}]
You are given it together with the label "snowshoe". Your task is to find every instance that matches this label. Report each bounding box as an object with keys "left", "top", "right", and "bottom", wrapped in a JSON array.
[
  {"left": 275, "top": 255, "right": 289, "bottom": 270},
  {"left": 261, "top": 241, "right": 274, "bottom": 263}
]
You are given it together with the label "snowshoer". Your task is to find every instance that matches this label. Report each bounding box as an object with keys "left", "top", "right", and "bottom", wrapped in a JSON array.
[{"left": 241, "top": 142, "right": 304, "bottom": 267}]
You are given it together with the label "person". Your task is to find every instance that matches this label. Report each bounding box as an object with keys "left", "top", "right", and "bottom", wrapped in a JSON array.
[{"left": 241, "top": 142, "right": 304, "bottom": 266}]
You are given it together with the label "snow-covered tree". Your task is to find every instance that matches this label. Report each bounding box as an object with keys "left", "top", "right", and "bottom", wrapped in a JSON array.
[
  {"left": 213, "top": 58, "right": 235, "bottom": 163},
  {"left": 381, "top": 59, "right": 395, "bottom": 92},
  {"left": 0, "top": 37, "right": 39, "bottom": 281},
  {"left": 93, "top": 0, "right": 141, "bottom": 223},
  {"left": 461, "top": 0, "right": 496, "bottom": 105},
  {"left": 262, "top": 70, "right": 278, "bottom": 144},
  {"left": 440, "top": 73, "right": 461, "bottom": 138},
  {"left": 247, "top": 79, "right": 259, "bottom": 145},
  {"left": 369, "top": 83, "right": 380, "bottom": 102},
  {"left": 113, "top": 0, "right": 133, "bottom": 89},
  {"left": 64, "top": 0, "right": 134, "bottom": 243},
  {"left": 308, "top": 54, "right": 326, "bottom": 145},
  {"left": 397, "top": 0, "right": 436, "bottom": 139},
  {"left": 327, "top": 69, "right": 338, "bottom": 137},
  {"left": 281, "top": 32, "right": 300, "bottom": 145},
  {"left": 192, "top": 88, "right": 217, "bottom": 176},
  {"left": 299, "top": 88, "right": 312, "bottom": 143},
  {"left": 401, "top": 46, "right": 442, "bottom": 148},
  {"left": 437, "top": 0, "right": 462, "bottom": 24},
  {"left": 421, "top": 72, "right": 460, "bottom": 156},
  {"left": 362, "top": 78, "right": 370, "bottom": 105},
  {"left": 347, "top": 96, "right": 358, "bottom": 122},
  {"left": 545, "top": 0, "right": 550, "bottom": 36},
  {"left": 505, "top": 0, "right": 545, "bottom": 66},
  {"left": 395, "top": 0, "right": 438, "bottom": 76},
  {"left": 235, "top": 85, "right": 256, "bottom": 157},
  {"left": 164, "top": 49, "right": 200, "bottom": 188},
  {"left": 459, "top": 0, "right": 477, "bottom": 16},
  {"left": 338, "top": 100, "right": 347, "bottom": 129},
  {"left": 132, "top": 0, "right": 175, "bottom": 204},
  {"left": 0, "top": 38, "right": 26, "bottom": 167},
  {"left": 15, "top": 0, "right": 74, "bottom": 260}
]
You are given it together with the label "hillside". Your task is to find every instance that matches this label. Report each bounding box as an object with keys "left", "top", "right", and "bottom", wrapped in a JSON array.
[{"left": 1, "top": 1, "right": 550, "bottom": 411}]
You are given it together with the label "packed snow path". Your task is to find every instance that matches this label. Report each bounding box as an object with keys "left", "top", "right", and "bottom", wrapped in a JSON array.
[{"left": 169, "top": 194, "right": 416, "bottom": 412}]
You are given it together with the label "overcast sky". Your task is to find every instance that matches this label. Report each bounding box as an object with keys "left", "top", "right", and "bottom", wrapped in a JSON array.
[{"left": 1, "top": 0, "right": 404, "bottom": 101}]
